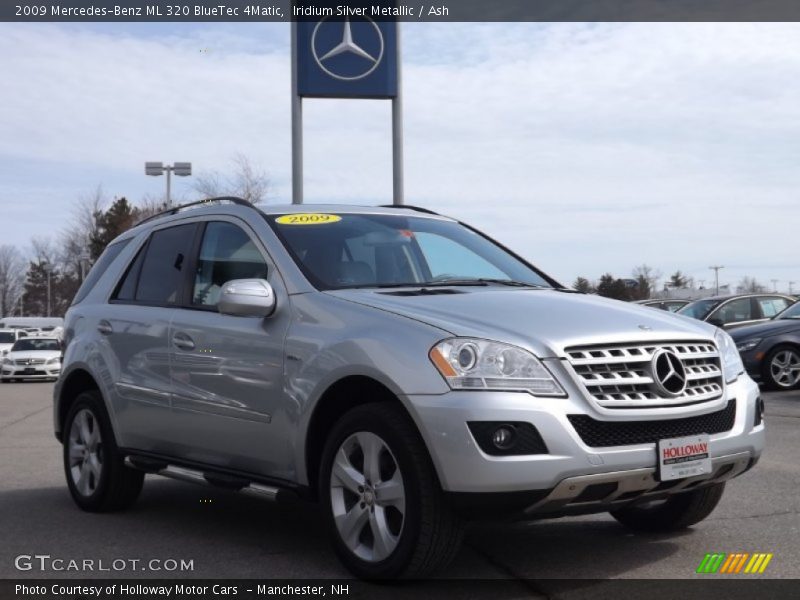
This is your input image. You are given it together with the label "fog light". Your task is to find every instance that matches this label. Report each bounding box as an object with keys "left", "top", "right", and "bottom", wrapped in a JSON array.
[{"left": 492, "top": 425, "right": 516, "bottom": 449}]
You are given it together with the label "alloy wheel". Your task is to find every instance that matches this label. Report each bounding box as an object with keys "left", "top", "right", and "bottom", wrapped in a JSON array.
[
  {"left": 770, "top": 350, "right": 800, "bottom": 389},
  {"left": 330, "top": 431, "right": 406, "bottom": 563},
  {"left": 68, "top": 408, "right": 104, "bottom": 496}
]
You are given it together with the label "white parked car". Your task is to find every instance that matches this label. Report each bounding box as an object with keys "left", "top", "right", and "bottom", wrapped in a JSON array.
[
  {"left": 0, "top": 328, "right": 29, "bottom": 358},
  {"left": 1, "top": 337, "right": 62, "bottom": 382}
]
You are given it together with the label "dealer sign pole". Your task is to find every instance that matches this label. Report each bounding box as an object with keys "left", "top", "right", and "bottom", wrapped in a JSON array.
[{"left": 292, "top": 6, "right": 401, "bottom": 205}]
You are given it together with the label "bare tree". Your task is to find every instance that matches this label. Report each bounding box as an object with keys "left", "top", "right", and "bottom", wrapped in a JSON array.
[
  {"left": 0, "top": 245, "right": 25, "bottom": 317},
  {"left": 631, "top": 264, "right": 662, "bottom": 300},
  {"left": 192, "top": 154, "right": 270, "bottom": 204},
  {"left": 60, "top": 185, "right": 106, "bottom": 279},
  {"left": 737, "top": 276, "right": 765, "bottom": 294}
]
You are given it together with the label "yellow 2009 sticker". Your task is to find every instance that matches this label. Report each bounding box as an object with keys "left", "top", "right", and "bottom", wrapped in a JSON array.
[{"left": 275, "top": 213, "right": 342, "bottom": 225}]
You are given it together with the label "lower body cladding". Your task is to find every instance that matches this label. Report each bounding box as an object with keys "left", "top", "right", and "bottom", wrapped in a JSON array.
[{"left": 405, "top": 375, "right": 764, "bottom": 518}]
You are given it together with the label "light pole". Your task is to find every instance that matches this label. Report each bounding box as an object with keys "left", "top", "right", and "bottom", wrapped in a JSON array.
[
  {"left": 145, "top": 162, "right": 192, "bottom": 208},
  {"left": 79, "top": 251, "right": 91, "bottom": 282},
  {"left": 790, "top": 281, "right": 796, "bottom": 295},
  {"left": 771, "top": 279, "right": 779, "bottom": 293},
  {"left": 43, "top": 263, "right": 52, "bottom": 317},
  {"left": 709, "top": 265, "right": 724, "bottom": 295}
]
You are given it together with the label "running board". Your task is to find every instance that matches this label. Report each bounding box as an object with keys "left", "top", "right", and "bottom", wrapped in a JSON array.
[{"left": 124, "top": 457, "right": 287, "bottom": 502}]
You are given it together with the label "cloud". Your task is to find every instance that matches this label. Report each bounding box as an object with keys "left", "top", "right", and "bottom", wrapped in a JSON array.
[{"left": 0, "top": 22, "right": 799, "bottom": 289}]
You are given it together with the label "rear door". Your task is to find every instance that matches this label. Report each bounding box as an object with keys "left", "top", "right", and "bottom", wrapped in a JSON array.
[
  {"left": 104, "top": 222, "right": 198, "bottom": 451},
  {"left": 165, "top": 218, "right": 292, "bottom": 477}
]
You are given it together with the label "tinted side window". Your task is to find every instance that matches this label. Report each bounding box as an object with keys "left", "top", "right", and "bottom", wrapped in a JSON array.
[
  {"left": 193, "top": 222, "right": 268, "bottom": 307},
  {"left": 762, "top": 297, "right": 790, "bottom": 317},
  {"left": 135, "top": 224, "right": 197, "bottom": 305},
  {"left": 71, "top": 239, "right": 131, "bottom": 305},
  {"left": 114, "top": 244, "right": 147, "bottom": 301},
  {"left": 714, "top": 298, "right": 753, "bottom": 324}
]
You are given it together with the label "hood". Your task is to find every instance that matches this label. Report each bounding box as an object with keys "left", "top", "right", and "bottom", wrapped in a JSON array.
[
  {"left": 729, "top": 318, "right": 800, "bottom": 340},
  {"left": 7, "top": 350, "right": 60, "bottom": 361},
  {"left": 327, "top": 288, "right": 719, "bottom": 357}
]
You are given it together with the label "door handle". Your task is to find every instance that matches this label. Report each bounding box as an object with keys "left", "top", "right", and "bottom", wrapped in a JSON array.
[
  {"left": 97, "top": 320, "right": 113, "bottom": 336},
  {"left": 172, "top": 332, "right": 196, "bottom": 351}
]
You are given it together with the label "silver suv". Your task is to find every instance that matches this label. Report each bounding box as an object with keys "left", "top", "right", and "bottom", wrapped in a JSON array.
[{"left": 55, "top": 199, "right": 765, "bottom": 578}]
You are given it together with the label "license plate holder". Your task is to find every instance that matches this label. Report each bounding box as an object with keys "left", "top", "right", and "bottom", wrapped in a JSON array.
[
  {"left": 23, "top": 367, "right": 36, "bottom": 374},
  {"left": 657, "top": 434, "right": 712, "bottom": 481}
]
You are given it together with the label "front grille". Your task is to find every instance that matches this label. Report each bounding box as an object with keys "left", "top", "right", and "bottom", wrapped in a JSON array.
[
  {"left": 566, "top": 340, "right": 723, "bottom": 409},
  {"left": 568, "top": 399, "right": 736, "bottom": 447},
  {"left": 15, "top": 358, "right": 46, "bottom": 366}
]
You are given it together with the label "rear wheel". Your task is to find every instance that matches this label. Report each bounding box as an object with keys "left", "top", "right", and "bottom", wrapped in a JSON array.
[
  {"left": 63, "top": 390, "right": 144, "bottom": 512},
  {"left": 762, "top": 346, "right": 800, "bottom": 391},
  {"left": 610, "top": 482, "right": 725, "bottom": 532},
  {"left": 320, "top": 403, "right": 463, "bottom": 579}
]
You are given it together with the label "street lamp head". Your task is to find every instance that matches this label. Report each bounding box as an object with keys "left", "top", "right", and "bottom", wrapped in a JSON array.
[
  {"left": 145, "top": 162, "right": 164, "bottom": 176},
  {"left": 173, "top": 162, "right": 192, "bottom": 177}
]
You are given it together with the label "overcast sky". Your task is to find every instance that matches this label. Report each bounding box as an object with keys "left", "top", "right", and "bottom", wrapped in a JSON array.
[{"left": 1, "top": 22, "right": 798, "bottom": 291}]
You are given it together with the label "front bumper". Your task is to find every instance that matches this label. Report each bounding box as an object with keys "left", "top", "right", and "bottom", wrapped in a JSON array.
[
  {"left": 405, "top": 373, "right": 764, "bottom": 499},
  {"left": 1, "top": 366, "right": 61, "bottom": 380}
]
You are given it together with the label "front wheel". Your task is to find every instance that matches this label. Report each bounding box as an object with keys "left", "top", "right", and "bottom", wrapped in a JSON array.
[
  {"left": 63, "top": 391, "right": 144, "bottom": 512},
  {"left": 610, "top": 482, "right": 726, "bottom": 532},
  {"left": 320, "top": 403, "right": 463, "bottom": 579},
  {"left": 762, "top": 346, "right": 800, "bottom": 391}
]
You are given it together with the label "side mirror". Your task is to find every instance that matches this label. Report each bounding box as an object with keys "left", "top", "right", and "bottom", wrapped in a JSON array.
[
  {"left": 218, "top": 279, "right": 276, "bottom": 318},
  {"left": 707, "top": 317, "right": 724, "bottom": 328}
]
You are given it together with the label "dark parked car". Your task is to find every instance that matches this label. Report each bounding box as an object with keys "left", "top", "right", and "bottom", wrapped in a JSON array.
[
  {"left": 678, "top": 294, "right": 796, "bottom": 330},
  {"left": 730, "top": 301, "right": 800, "bottom": 390},
  {"left": 635, "top": 299, "right": 690, "bottom": 312}
]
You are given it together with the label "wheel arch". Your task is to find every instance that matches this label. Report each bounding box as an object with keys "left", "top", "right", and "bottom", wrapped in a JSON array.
[
  {"left": 303, "top": 374, "right": 430, "bottom": 500},
  {"left": 56, "top": 368, "right": 102, "bottom": 442}
]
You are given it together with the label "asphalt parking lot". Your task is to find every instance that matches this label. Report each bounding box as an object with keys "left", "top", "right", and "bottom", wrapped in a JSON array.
[{"left": 1, "top": 382, "right": 798, "bottom": 590}]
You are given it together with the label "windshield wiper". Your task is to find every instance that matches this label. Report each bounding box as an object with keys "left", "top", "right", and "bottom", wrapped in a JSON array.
[{"left": 419, "top": 278, "right": 549, "bottom": 288}]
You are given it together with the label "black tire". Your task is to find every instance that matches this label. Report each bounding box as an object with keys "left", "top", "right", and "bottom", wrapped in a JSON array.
[
  {"left": 610, "top": 482, "right": 726, "bottom": 532},
  {"left": 761, "top": 345, "right": 800, "bottom": 391},
  {"left": 63, "top": 390, "right": 144, "bottom": 512},
  {"left": 320, "top": 402, "right": 463, "bottom": 579}
]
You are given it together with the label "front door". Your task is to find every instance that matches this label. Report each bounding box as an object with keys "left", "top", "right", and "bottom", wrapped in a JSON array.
[{"left": 166, "top": 219, "right": 292, "bottom": 479}]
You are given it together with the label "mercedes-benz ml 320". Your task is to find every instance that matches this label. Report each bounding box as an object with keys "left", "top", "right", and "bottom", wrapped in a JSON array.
[{"left": 54, "top": 199, "right": 764, "bottom": 578}]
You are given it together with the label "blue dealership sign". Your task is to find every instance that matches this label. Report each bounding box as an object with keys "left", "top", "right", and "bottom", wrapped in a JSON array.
[{"left": 296, "top": 16, "right": 398, "bottom": 98}]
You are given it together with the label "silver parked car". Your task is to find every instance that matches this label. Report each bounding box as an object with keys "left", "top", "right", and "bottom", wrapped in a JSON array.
[{"left": 55, "top": 199, "right": 764, "bottom": 578}]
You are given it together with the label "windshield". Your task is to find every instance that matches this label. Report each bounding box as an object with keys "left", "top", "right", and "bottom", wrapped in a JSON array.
[
  {"left": 268, "top": 213, "right": 555, "bottom": 291},
  {"left": 777, "top": 302, "right": 800, "bottom": 320},
  {"left": 678, "top": 298, "right": 722, "bottom": 320},
  {"left": 0, "top": 332, "right": 15, "bottom": 343},
  {"left": 11, "top": 338, "right": 60, "bottom": 352}
]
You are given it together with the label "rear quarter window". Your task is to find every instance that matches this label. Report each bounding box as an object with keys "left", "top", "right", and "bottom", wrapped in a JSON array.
[{"left": 71, "top": 239, "right": 131, "bottom": 305}]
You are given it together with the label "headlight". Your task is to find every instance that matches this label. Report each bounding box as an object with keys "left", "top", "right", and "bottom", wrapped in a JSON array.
[
  {"left": 715, "top": 329, "right": 744, "bottom": 383},
  {"left": 46, "top": 357, "right": 61, "bottom": 365},
  {"left": 2, "top": 358, "right": 11, "bottom": 365},
  {"left": 736, "top": 338, "right": 762, "bottom": 353},
  {"left": 429, "top": 338, "right": 565, "bottom": 396}
]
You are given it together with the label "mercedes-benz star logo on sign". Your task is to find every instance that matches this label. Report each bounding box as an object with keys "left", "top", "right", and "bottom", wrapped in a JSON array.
[
  {"left": 312, "top": 17, "right": 385, "bottom": 81},
  {"left": 652, "top": 349, "right": 687, "bottom": 396}
]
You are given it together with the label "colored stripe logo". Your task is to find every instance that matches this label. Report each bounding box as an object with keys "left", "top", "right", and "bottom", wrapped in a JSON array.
[{"left": 697, "top": 553, "right": 773, "bottom": 574}]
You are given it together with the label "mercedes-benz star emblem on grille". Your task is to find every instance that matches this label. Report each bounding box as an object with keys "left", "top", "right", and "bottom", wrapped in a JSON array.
[
  {"left": 651, "top": 349, "right": 687, "bottom": 396},
  {"left": 312, "top": 17, "right": 385, "bottom": 81}
]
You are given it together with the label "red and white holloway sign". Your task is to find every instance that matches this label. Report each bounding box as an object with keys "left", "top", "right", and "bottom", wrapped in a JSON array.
[
  {"left": 662, "top": 441, "right": 709, "bottom": 463},
  {"left": 658, "top": 434, "right": 712, "bottom": 481}
]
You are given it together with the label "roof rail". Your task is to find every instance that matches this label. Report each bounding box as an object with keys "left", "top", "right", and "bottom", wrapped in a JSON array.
[
  {"left": 135, "top": 196, "right": 253, "bottom": 226},
  {"left": 379, "top": 204, "right": 440, "bottom": 215}
]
